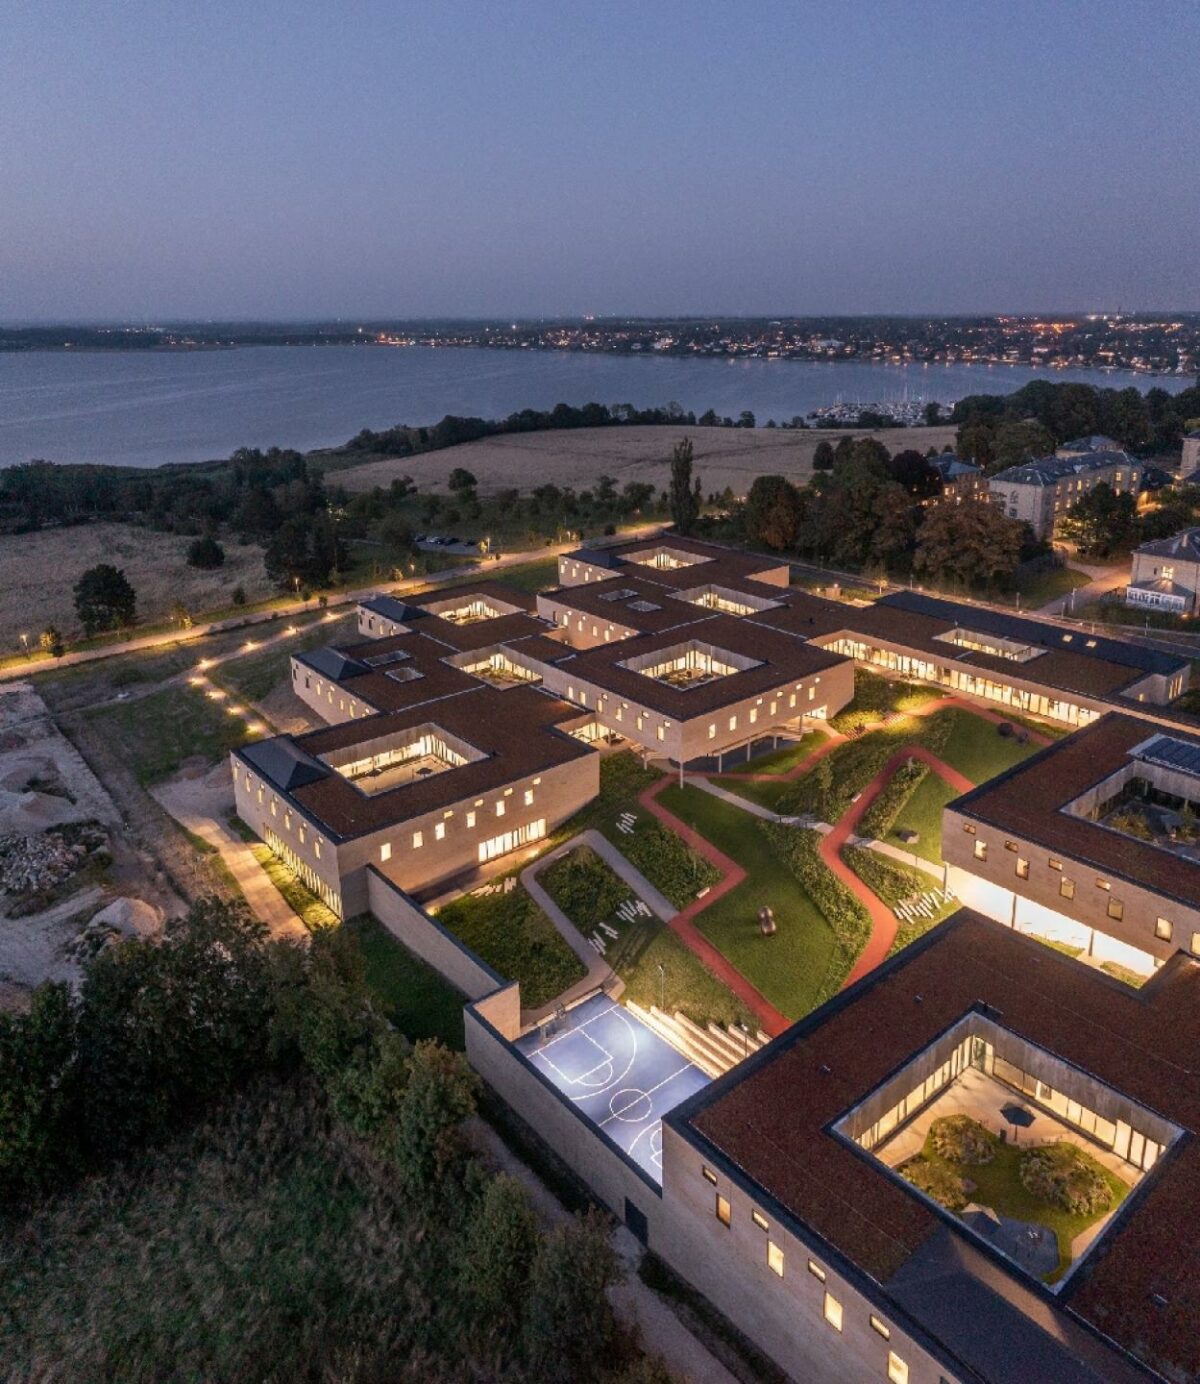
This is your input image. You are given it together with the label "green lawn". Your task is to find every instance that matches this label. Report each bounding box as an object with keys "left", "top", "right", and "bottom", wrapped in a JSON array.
[
  {"left": 724, "top": 731, "right": 822, "bottom": 775},
  {"left": 540, "top": 847, "right": 751, "bottom": 1028},
  {"left": 1015, "top": 565, "right": 1091, "bottom": 609},
  {"left": 887, "top": 772, "right": 960, "bottom": 866},
  {"left": 249, "top": 844, "right": 340, "bottom": 931},
  {"left": 82, "top": 684, "right": 251, "bottom": 784},
  {"left": 830, "top": 668, "right": 943, "bottom": 734},
  {"left": 343, "top": 914, "right": 466, "bottom": 1047},
  {"left": 657, "top": 785, "right": 839, "bottom": 1019},
  {"left": 904, "top": 1124, "right": 1130, "bottom": 1283},
  {"left": 488, "top": 556, "right": 561, "bottom": 592},
  {"left": 434, "top": 881, "right": 585, "bottom": 1009},
  {"left": 213, "top": 614, "right": 356, "bottom": 703},
  {"left": 936, "top": 711, "right": 1041, "bottom": 785}
]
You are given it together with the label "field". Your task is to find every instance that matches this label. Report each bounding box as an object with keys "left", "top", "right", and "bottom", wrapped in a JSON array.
[
  {"left": 0, "top": 522, "right": 272, "bottom": 652},
  {"left": 331, "top": 423, "right": 957, "bottom": 499}
]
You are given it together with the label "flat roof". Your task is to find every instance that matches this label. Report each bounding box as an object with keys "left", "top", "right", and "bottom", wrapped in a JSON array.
[
  {"left": 670, "top": 914, "right": 1200, "bottom": 1382},
  {"left": 564, "top": 534, "right": 789, "bottom": 589},
  {"left": 951, "top": 712, "right": 1200, "bottom": 912}
]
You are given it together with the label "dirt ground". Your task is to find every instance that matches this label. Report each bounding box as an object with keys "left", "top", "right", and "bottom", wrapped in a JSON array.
[
  {"left": 0, "top": 523, "right": 272, "bottom": 652},
  {"left": 331, "top": 423, "right": 957, "bottom": 499}
]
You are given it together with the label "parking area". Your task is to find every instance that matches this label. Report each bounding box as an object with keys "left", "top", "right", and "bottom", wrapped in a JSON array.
[{"left": 517, "top": 992, "right": 709, "bottom": 1182}]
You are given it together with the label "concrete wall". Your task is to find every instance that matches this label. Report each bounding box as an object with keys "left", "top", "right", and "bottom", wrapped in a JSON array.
[
  {"left": 654, "top": 1123, "right": 959, "bottom": 1384},
  {"left": 366, "top": 866, "right": 504, "bottom": 1002},
  {"left": 464, "top": 1000, "right": 660, "bottom": 1228}
]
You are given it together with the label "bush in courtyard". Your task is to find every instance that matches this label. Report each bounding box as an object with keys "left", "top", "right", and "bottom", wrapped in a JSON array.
[
  {"left": 930, "top": 1115, "right": 996, "bottom": 1166},
  {"left": 612, "top": 820, "right": 720, "bottom": 909},
  {"left": 1019, "top": 1143, "right": 1113, "bottom": 1215},
  {"left": 859, "top": 759, "right": 929, "bottom": 840},
  {"left": 186, "top": 535, "right": 225, "bottom": 569},
  {"left": 900, "top": 1155, "right": 970, "bottom": 1211},
  {"left": 542, "top": 847, "right": 628, "bottom": 931}
]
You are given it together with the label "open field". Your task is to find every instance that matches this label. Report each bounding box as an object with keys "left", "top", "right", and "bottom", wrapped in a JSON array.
[
  {"left": 0, "top": 523, "right": 272, "bottom": 653},
  {"left": 331, "top": 423, "right": 957, "bottom": 499}
]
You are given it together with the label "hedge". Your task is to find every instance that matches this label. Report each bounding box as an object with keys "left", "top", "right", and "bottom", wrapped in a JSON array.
[
  {"left": 615, "top": 819, "right": 721, "bottom": 909},
  {"left": 858, "top": 760, "right": 929, "bottom": 840}
]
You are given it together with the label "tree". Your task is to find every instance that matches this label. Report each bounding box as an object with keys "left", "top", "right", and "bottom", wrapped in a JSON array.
[
  {"left": 913, "top": 503, "right": 1025, "bottom": 589},
  {"left": 812, "top": 440, "right": 835, "bottom": 472},
  {"left": 923, "top": 401, "right": 942, "bottom": 426},
  {"left": 668, "top": 438, "right": 700, "bottom": 535},
  {"left": 377, "top": 511, "right": 415, "bottom": 556},
  {"left": 39, "top": 626, "right": 65, "bottom": 658},
  {"left": 73, "top": 564, "right": 136, "bottom": 634},
  {"left": 738, "top": 410, "right": 756, "bottom": 429},
  {"left": 459, "top": 1173, "right": 540, "bottom": 1341},
  {"left": 447, "top": 467, "right": 477, "bottom": 493},
  {"left": 0, "top": 983, "right": 81, "bottom": 1200},
  {"left": 186, "top": 535, "right": 225, "bottom": 569},
  {"left": 991, "top": 420, "right": 1055, "bottom": 473},
  {"left": 391, "top": 1040, "right": 480, "bottom": 1200},
  {"left": 524, "top": 1212, "right": 622, "bottom": 1381},
  {"left": 887, "top": 449, "right": 939, "bottom": 498},
  {"left": 1059, "top": 483, "right": 1137, "bottom": 557},
  {"left": 744, "top": 475, "right": 802, "bottom": 551}
]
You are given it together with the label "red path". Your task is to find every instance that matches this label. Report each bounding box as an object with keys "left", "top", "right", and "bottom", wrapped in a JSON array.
[{"left": 628, "top": 695, "right": 1053, "bottom": 1035}]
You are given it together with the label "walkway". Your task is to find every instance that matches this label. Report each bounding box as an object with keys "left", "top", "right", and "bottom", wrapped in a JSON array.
[
  {"left": 520, "top": 846, "right": 617, "bottom": 1015},
  {"left": 638, "top": 778, "right": 790, "bottom": 1038},
  {"left": 828, "top": 747, "right": 973, "bottom": 989}
]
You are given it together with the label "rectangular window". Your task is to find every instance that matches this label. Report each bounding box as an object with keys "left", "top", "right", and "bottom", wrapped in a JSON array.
[
  {"left": 412, "top": 831, "right": 423, "bottom": 849},
  {"left": 807, "top": 1259, "right": 826, "bottom": 1282},
  {"left": 1016, "top": 857, "right": 1029, "bottom": 880},
  {"left": 870, "top": 1315, "right": 891, "bottom": 1340},
  {"left": 973, "top": 840, "right": 987, "bottom": 861},
  {"left": 1191, "top": 931, "right": 1200, "bottom": 956},
  {"left": 524, "top": 789, "right": 534, "bottom": 806},
  {"left": 1005, "top": 840, "right": 1018, "bottom": 853},
  {"left": 380, "top": 842, "right": 392, "bottom": 862},
  {"left": 715, "top": 1194, "right": 731, "bottom": 1227},
  {"left": 1049, "top": 857, "right": 1062, "bottom": 870},
  {"left": 496, "top": 800, "right": 505, "bottom": 817},
  {"left": 656, "top": 724, "right": 665, "bottom": 742},
  {"left": 962, "top": 823, "right": 976, "bottom": 835},
  {"left": 1156, "top": 917, "right": 1173, "bottom": 941},
  {"left": 1107, "top": 897, "right": 1124, "bottom": 921},
  {"left": 708, "top": 724, "right": 716, "bottom": 740},
  {"left": 888, "top": 1354, "right": 909, "bottom": 1384},
  {"left": 751, "top": 1209, "right": 768, "bottom": 1231},
  {"left": 701, "top": 1165, "right": 717, "bottom": 1185},
  {"left": 728, "top": 715, "right": 737, "bottom": 731},
  {"left": 767, "top": 1241, "right": 784, "bottom": 1277},
  {"left": 1060, "top": 877, "right": 1075, "bottom": 900},
  {"left": 1096, "top": 878, "right": 1110, "bottom": 891},
  {"left": 466, "top": 811, "right": 476, "bottom": 828},
  {"left": 823, "top": 1293, "right": 842, "bottom": 1331},
  {"left": 434, "top": 822, "right": 446, "bottom": 841}
]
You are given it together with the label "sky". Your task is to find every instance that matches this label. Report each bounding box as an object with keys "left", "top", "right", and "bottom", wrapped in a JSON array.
[{"left": 2, "top": 0, "right": 1198, "bottom": 320}]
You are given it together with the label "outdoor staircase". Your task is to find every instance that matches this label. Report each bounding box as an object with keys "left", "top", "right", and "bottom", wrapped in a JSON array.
[{"left": 626, "top": 1001, "right": 770, "bottom": 1077}]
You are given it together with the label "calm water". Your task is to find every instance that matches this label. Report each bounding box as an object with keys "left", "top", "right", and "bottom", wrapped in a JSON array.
[{"left": 0, "top": 345, "right": 1190, "bottom": 469}]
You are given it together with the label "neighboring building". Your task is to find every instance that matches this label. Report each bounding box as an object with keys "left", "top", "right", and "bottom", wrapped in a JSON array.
[
  {"left": 927, "top": 453, "right": 986, "bottom": 504},
  {"left": 656, "top": 914, "right": 1200, "bottom": 1383},
  {"left": 1179, "top": 430, "right": 1200, "bottom": 482},
  {"left": 987, "top": 446, "right": 1141, "bottom": 540},
  {"left": 945, "top": 713, "right": 1200, "bottom": 976},
  {"left": 1126, "top": 528, "right": 1200, "bottom": 615}
]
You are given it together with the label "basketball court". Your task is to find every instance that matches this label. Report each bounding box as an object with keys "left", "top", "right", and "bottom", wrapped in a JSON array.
[{"left": 516, "top": 992, "right": 710, "bottom": 1183}]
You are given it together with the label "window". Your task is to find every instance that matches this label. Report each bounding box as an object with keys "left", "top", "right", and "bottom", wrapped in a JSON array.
[
  {"left": 887, "top": 1353, "right": 909, "bottom": 1384},
  {"left": 1096, "top": 878, "right": 1110, "bottom": 891},
  {"left": 1049, "top": 857, "right": 1062, "bottom": 871},
  {"left": 823, "top": 1293, "right": 843, "bottom": 1331},
  {"left": 728, "top": 715, "right": 737, "bottom": 731},
  {"left": 1005, "top": 840, "right": 1018, "bottom": 853},
  {"left": 701, "top": 1166, "right": 717, "bottom": 1185},
  {"left": 466, "top": 811, "right": 476, "bottom": 828},
  {"left": 767, "top": 1241, "right": 784, "bottom": 1277},
  {"left": 962, "top": 822, "right": 976, "bottom": 835},
  {"left": 1060, "top": 877, "right": 1075, "bottom": 900},
  {"left": 412, "top": 831, "right": 423, "bottom": 849},
  {"left": 870, "top": 1315, "right": 891, "bottom": 1340},
  {"left": 751, "top": 1209, "right": 768, "bottom": 1231},
  {"left": 715, "top": 1194, "right": 731, "bottom": 1227},
  {"left": 807, "top": 1260, "right": 826, "bottom": 1282},
  {"left": 973, "top": 840, "right": 987, "bottom": 861},
  {"left": 1107, "top": 897, "right": 1124, "bottom": 921},
  {"left": 1192, "top": 931, "right": 1200, "bottom": 956},
  {"left": 656, "top": 724, "right": 665, "bottom": 742},
  {"left": 524, "top": 788, "right": 534, "bottom": 806},
  {"left": 1016, "top": 858, "right": 1029, "bottom": 880},
  {"left": 434, "top": 822, "right": 446, "bottom": 841},
  {"left": 708, "top": 724, "right": 716, "bottom": 740},
  {"left": 380, "top": 842, "right": 392, "bottom": 862},
  {"left": 496, "top": 800, "right": 505, "bottom": 817},
  {"left": 1156, "top": 917, "right": 1173, "bottom": 941}
]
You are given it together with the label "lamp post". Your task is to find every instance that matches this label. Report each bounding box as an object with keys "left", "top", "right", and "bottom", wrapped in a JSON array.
[
  {"left": 18, "top": 632, "right": 29, "bottom": 659},
  {"left": 657, "top": 963, "right": 666, "bottom": 1010}
]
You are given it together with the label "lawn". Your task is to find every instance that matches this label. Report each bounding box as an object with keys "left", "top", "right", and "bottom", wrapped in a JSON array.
[
  {"left": 540, "top": 846, "right": 751, "bottom": 1028},
  {"left": 656, "top": 785, "right": 843, "bottom": 1019},
  {"left": 250, "top": 843, "right": 340, "bottom": 931},
  {"left": 840, "top": 847, "right": 956, "bottom": 957},
  {"left": 82, "top": 684, "right": 252, "bottom": 784},
  {"left": 489, "top": 556, "right": 561, "bottom": 592},
  {"left": 887, "top": 772, "right": 960, "bottom": 866},
  {"left": 829, "top": 667, "right": 943, "bottom": 734},
  {"left": 724, "top": 731, "right": 822, "bottom": 775},
  {"left": 343, "top": 913, "right": 466, "bottom": 1047},
  {"left": 936, "top": 711, "right": 1041, "bottom": 785},
  {"left": 434, "top": 880, "right": 585, "bottom": 1008},
  {"left": 213, "top": 613, "right": 356, "bottom": 703},
  {"left": 902, "top": 1122, "right": 1130, "bottom": 1282},
  {"left": 1015, "top": 565, "right": 1091, "bottom": 609}
]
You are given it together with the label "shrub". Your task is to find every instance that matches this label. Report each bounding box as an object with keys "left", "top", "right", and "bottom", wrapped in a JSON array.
[
  {"left": 616, "top": 819, "right": 720, "bottom": 909},
  {"left": 1020, "top": 1144, "right": 1113, "bottom": 1215},
  {"left": 842, "top": 845, "right": 929, "bottom": 909},
  {"left": 859, "top": 760, "right": 929, "bottom": 840},
  {"left": 900, "top": 1155, "right": 970, "bottom": 1211},
  {"left": 541, "top": 847, "right": 628, "bottom": 932},
  {"left": 930, "top": 1115, "right": 996, "bottom": 1166},
  {"left": 186, "top": 535, "right": 225, "bottom": 569}
]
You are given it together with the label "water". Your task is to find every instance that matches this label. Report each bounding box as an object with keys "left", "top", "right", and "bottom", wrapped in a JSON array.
[{"left": 0, "top": 345, "right": 1190, "bottom": 470}]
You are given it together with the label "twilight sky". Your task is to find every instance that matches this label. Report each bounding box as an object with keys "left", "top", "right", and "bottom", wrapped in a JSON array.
[{"left": 2, "top": 0, "right": 1198, "bottom": 320}]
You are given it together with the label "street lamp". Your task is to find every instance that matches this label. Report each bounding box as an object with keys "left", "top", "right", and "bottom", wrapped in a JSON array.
[
  {"left": 18, "top": 632, "right": 29, "bottom": 658},
  {"left": 657, "top": 962, "right": 666, "bottom": 1010}
]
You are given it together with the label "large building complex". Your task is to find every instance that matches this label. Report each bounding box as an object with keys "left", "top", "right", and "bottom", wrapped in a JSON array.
[{"left": 987, "top": 438, "right": 1141, "bottom": 540}]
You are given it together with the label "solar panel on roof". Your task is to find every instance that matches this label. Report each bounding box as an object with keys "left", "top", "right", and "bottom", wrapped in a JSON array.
[
  {"left": 364, "top": 649, "right": 412, "bottom": 668},
  {"left": 1136, "top": 735, "right": 1200, "bottom": 777}
]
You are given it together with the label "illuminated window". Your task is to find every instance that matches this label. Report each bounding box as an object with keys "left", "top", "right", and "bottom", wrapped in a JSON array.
[
  {"left": 1005, "top": 840, "right": 1018, "bottom": 853},
  {"left": 728, "top": 715, "right": 737, "bottom": 731},
  {"left": 466, "top": 811, "right": 476, "bottom": 828},
  {"left": 524, "top": 789, "right": 534, "bottom": 806},
  {"left": 380, "top": 842, "right": 392, "bottom": 862},
  {"left": 767, "top": 1241, "right": 784, "bottom": 1277},
  {"left": 807, "top": 1260, "right": 826, "bottom": 1282},
  {"left": 1096, "top": 878, "right": 1110, "bottom": 891},
  {"left": 434, "top": 822, "right": 446, "bottom": 841},
  {"left": 973, "top": 840, "right": 987, "bottom": 861},
  {"left": 656, "top": 724, "right": 665, "bottom": 741},
  {"left": 412, "top": 831, "right": 423, "bottom": 849},
  {"left": 715, "top": 1194, "right": 731, "bottom": 1227},
  {"left": 1192, "top": 931, "right": 1200, "bottom": 956},
  {"left": 823, "top": 1293, "right": 843, "bottom": 1331},
  {"left": 887, "top": 1353, "right": 909, "bottom": 1384},
  {"left": 1049, "top": 857, "right": 1062, "bottom": 870},
  {"left": 1155, "top": 917, "right": 1172, "bottom": 941},
  {"left": 1016, "top": 858, "right": 1029, "bottom": 880},
  {"left": 1107, "top": 897, "right": 1124, "bottom": 921},
  {"left": 870, "top": 1315, "right": 890, "bottom": 1340},
  {"left": 496, "top": 800, "right": 505, "bottom": 817},
  {"left": 701, "top": 1165, "right": 717, "bottom": 1185},
  {"left": 708, "top": 724, "right": 716, "bottom": 739},
  {"left": 1060, "top": 877, "right": 1075, "bottom": 899},
  {"left": 314, "top": 840, "right": 321, "bottom": 859},
  {"left": 962, "top": 822, "right": 976, "bottom": 835},
  {"left": 751, "top": 1209, "right": 768, "bottom": 1231}
]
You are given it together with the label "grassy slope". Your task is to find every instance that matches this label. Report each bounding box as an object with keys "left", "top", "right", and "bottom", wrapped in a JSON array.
[
  {"left": 658, "top": 784, "right": 836, "bottom": 1019},
  {"left": 344, "top": 914, "right": 466, "bottom": 1048},
  {"left": 724, "top": 731, "right": 822, "bottom": 775},
  {"left": 82, "top": 684, "right": 251, "bottom": 784}
]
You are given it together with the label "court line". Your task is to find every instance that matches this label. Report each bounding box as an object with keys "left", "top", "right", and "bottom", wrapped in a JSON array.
[{"left": 599, "top": 1062, "right": 698, "bottom": 1129}]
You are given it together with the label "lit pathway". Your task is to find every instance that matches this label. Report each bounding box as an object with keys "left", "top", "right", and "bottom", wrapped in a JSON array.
[
  {"left": 829, "top": 747, "right": 973, "bottom": 990},
  {"left": 638, "top": 777, "right": 790, "bottom": 1038}
]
